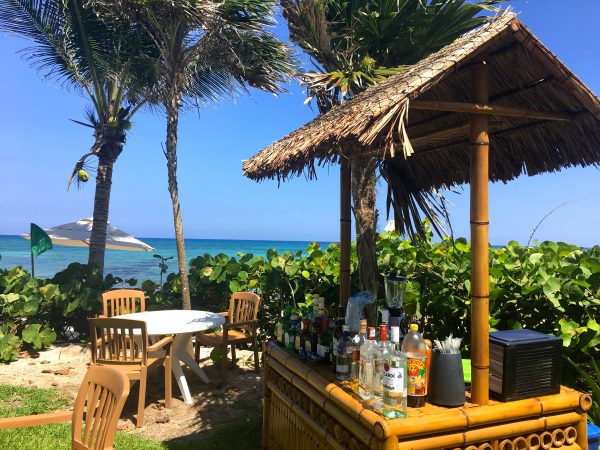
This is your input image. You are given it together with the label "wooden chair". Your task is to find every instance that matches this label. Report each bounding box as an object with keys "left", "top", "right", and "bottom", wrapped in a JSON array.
[
  {"left": 194, "top": 292, "right": 261, "bottom": 383},
  {"left": 89, "top": 318, "right": 172, "bottom": 427},
  {"left": 0, "top": 365, "right": 130, "bottom": 450},
  {"left": 100, "top": 289, "right": 145, "bottom": 318}
]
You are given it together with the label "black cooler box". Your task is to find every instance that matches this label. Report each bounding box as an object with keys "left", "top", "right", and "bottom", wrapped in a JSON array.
[{"left": 489, "top": 329, "right": 561, "bottom": 402}]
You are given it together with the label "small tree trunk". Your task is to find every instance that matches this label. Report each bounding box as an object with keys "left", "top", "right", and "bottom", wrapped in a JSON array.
[
  {"left": 88, "top": 154, "right": 115, "bottom": 274},
  {"left": 351, "top": 157, "right": 379, "bottom": 296},
  {"left": 165, "top": 92, "right": 192, "bottom": 310}
]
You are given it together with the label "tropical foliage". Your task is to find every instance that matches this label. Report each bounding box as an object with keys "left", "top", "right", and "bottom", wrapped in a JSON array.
[
  {"left": 2, "top": 230, "right": 597, "bottom": 364},
  {"left": 0, "top": 0, "right": 157, "bottom": 273},
  {"left": 283, "top": 0, "right": 506, "bottom": 295},
  {"left": 86, "top": 0, "right": 295, "bottom": 309}
]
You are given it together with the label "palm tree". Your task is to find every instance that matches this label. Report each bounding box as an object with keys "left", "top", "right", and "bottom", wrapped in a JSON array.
[
  {"left": 282, "top": 0, "right": 505, "bottom": 294},
  {"left": 89, "top": 0, "right": 295, "bottom": 309},
  {"left": 0, "top": 0, "right": 156, "bottom": 274}
]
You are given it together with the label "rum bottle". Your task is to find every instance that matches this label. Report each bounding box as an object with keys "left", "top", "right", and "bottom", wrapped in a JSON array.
[
  {"left": 373, "top": 325, "right": 392, "bottom": 413},
  {"left": 358, "top": 326, "right": 377, "bottom": 401},
  {"left": 383, "top": 326, "right": 407, "bottom": 418},
  {"left": 335, "top": 325, "right": 353, "bottom": 381},
  {"left": 401, "top": 323, "right": 428, "bottom": 407}
]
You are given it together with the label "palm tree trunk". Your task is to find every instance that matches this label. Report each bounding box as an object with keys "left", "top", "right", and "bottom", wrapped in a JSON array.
[
  {"left": 88, "top": 154, "right": 114, "bottom": 273},
  {"left": 165, "top": 92, "right": 192, "bottom": 310},
  {"left": 351, "top": 157, "right": 379, "bottom": 295}
]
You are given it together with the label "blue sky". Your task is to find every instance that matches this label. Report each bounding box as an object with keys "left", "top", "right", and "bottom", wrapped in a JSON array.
[{"left": 0, "top": 0, "right": 598, "bottom": 246}]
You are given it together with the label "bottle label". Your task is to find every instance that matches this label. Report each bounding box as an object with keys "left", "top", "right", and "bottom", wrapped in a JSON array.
[
  {"left": 284, "top": 333, "right": 290, "bottom": 346},
  {"left": 317, "top": 344, "right": 328, "bottom": 357},
  {"left": 305, "top": 341, "right": 312, "bottom": 353},
  {"left": 407, "top": 356, "right": 427, "bottom": 395},
  {"left": 336, "top": 364, "right": 349, "bottom": 373},
  {"left": 294, "top": 335, "right": 302, "bottom": 350},
  {"left": 276, "top": 324, "right": 283, "bottom": 342},
  {"left": 359, "top": 360, "right": 373, "bottom": 387},
  {"left": 383, "top": 364, "right": 405, "bottom": 392},
  {"left": 332, "top": 338, "right": 338, "bottom": 356},
  {"left": 351, "top": 348, "right": 360, "bottom": 363}
]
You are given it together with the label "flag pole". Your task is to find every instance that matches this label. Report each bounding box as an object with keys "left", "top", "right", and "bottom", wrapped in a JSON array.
[{"left": 31, "top": 246, "right": 35, "bottom": 277}]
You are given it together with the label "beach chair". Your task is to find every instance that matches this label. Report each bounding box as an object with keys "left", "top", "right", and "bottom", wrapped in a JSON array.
[
  {"left": 89, "top": 318, "right": 172, "bottom": 427},
  {"left": 100, "top": 289, "right": 146, "bottom": 317},
  {"left": 0, "top": 365, "right": 130, "bottom": 450},
  {"left": 194, "top": 292, "right": 261, "bottom": 384}
]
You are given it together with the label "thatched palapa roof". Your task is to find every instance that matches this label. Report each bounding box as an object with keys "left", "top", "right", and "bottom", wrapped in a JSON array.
[{"left": 243, "top": 13, "right": 600, "bottom": 190}]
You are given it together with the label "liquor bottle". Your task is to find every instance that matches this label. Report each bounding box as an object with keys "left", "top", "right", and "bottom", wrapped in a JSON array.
[
  {"left": 383, "top": 326, "right": 407, "bottom": 418},
  {"left": 297, "top": 318, "right": 311, "bottom": 356},
  {"left": 317, "top": 317, "right": 331, "bottom": 360},
  {"left": 327, "top": 316, "right": 336, "bottom": 365},
  {"left": 401, "top": 323, "right": 428, "bottom": 407},
  {"left": 381, "top": 309, "right": 390, "bottom": 336},
  {"left": 276, "top": 306, "right": 291, "bottom": 344},
  {"left": 350, "top": 319, "right": 367, "bottom": 393},
  {"left": 358, "top": 326, "right": 377, "bottom": 401},
  {"left": 331, "top": 306, "right": 346, "bottom": 370},
  {"left": 335, "top": 325, "right": 353, "bottom": 381},
  {"left": 307, "top": 317, "right": 320, "bottom": 359},
  {"left": 285, "top": 314, "right": 300, "bottom": 350},
  {"left": 372, "top": 325, "right": 392, "bottom": 413}
]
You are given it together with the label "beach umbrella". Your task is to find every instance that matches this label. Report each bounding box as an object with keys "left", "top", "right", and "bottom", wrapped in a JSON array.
[{"left": 21, "top": 218, "right": 155, "bottom": 252}]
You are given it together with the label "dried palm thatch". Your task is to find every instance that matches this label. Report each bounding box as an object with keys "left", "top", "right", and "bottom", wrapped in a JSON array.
[{"left": 243, "top": 13, "right": 600, "bottom": 192}]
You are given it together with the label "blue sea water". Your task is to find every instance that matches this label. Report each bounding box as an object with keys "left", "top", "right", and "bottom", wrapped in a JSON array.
[{"left": 0, "top": 235, "right": 329, "bottom": 282}]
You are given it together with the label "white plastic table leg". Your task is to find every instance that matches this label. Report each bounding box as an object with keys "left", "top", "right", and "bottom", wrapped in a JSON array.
[{"left": 170, "top": 333, "right": 211, "bottom": 404}]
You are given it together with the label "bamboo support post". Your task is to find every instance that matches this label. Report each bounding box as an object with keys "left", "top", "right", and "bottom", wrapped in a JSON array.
[
  {"left": 470, "top": 61, "right": 490, "bottom": 406},
  {"left": 340, "top": 159, "right": 352, "bottom": 307}
]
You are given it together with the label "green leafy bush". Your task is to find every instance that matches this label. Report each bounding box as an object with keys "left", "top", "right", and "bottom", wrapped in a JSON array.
[{"left": 0, "top": 263, "right": 126, "bottom": 361}]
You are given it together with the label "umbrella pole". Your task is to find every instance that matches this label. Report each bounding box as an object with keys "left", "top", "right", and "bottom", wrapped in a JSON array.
[
  {"left": 340, "top": 159, "right": 352, "bottom": 307},
  {"left": 470, "top": 62, "right": 490, "bottom": 406}
]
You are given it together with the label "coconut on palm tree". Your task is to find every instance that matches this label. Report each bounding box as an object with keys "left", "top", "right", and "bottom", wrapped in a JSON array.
[
  {"left": 282, "top": 0, "right": 505, "bottom": 294},
  {"left": 89, "top": 0, "right": 295, "bottom": 309},
  {"left": 0, "top": 0, "right": 157, "bottom": 274}
]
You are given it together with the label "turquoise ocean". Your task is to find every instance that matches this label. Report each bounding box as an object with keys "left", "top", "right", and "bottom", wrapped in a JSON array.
[{"left": 0, "top": 235, "right": 330, "bottom": 282}]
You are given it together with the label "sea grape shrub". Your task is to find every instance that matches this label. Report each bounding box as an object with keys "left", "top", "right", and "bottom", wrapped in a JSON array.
[{"left": 0, "top": 263, "right": 124, "bottom": 361}]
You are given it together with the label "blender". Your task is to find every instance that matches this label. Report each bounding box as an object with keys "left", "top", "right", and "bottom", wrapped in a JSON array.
[{"left": 384, "top": 274, "right": 407, "bottom": 336}]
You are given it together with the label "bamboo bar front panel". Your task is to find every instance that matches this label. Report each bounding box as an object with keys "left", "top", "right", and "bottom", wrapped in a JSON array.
[{"left": 262, "top": 342, "right": 591, "bottom": 450}]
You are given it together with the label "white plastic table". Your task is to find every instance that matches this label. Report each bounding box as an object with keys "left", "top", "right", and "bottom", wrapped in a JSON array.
[{"left": 115, "top": 309, "right": 225, "bottom": 404}]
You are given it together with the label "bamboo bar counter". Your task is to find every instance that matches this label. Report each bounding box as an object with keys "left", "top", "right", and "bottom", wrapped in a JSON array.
[
  {"left": 262, "top": 342, "right": 592, "bottom": 450},
  {"left": 245, "top": 12, "right": 600, "bottom": 450}
]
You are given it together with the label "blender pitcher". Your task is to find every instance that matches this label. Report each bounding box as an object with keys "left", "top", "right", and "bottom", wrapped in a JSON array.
[{"left": 385, "top": 274, "right": 407, "bottom": 334}]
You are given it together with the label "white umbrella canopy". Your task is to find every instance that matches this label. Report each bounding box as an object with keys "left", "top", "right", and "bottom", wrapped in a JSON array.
[{"left": 21, "top": 218, "right": 155, "bottom": 252}]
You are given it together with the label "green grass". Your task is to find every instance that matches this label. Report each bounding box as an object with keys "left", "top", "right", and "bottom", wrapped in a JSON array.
[{"left": 0, "top": 385, "right": 261, "bottom": 449}]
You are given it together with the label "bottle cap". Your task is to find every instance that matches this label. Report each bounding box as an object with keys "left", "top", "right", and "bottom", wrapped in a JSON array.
[
  {"left": 342, "top": 325, "right": 349, "bottom": 332},
  {"left": 381, "top": 309, "right": 390, "bottom": 323},
  {"left": 290, "top": 314, "right": 299, "bottom": 321},
  {"left": 367, "top": 327, "right": 376, "bottom": 339},
  {"left": 410, "top": 323, "right": 419, "bottom": 331},
  {"left": 390, "top": 326, "right": 400, "bottom": 343},
  {"left": 379, "top": 325, "right": 388, "bottom": 341}
]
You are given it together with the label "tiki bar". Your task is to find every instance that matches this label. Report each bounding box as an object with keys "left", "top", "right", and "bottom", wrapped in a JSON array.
[{"left": 244, "top": 13, "right": 600, "bottom": 450}]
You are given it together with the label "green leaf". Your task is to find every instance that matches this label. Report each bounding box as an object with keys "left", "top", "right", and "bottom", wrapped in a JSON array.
[
  {"left": 301, "top": 270, "right": 310, "bottom": 280},
  {"left": 237, "top": 271, "right": 249, "bottom": 281}
]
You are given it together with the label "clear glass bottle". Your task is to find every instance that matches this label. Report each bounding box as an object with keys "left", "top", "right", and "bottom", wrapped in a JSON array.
[
  {"left": 331, "top": 306, "right": 345, "bottom": 370},
  {"left": 335, "top": 325, "right": 353, "bottom": 381},
  {"left": 358, "top": 326, "right": 377, "bottom": 401},
  {"left": 383, "top": 326, "right": 407, "bottom": 418},
  {"left": 401, "top": 323, "right": 428, "bottom": 407},
  {"left": 372, "top": 325, "right": 392, "bottom": 413},
  {"left": 285, "top": 314, "right": 300, "bottom": 350},
  {"left": 350, "top": 319, "right": 367, "bottom": 393},
  {"left": 276, "top": 305, "right": 291, "bottom": 345}
]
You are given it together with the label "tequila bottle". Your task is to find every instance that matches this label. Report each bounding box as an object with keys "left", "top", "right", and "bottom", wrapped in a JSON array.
[
  {"left": 350, "top": 319, "right": 367, "bottom": 393},
  {"left": 335, "top": 325, "right": 353, "bottom": 381},
  {"left": 402, "top": 323, "right": 428, "bottom": 407},
  {"left": 383, "top": 326, "right": 407, "bottom": 418},
  {"left": 358, "top": 326, "right": 377, "bottom": 401},
  {"left": 331, "top": 306, "right": 345, "bottom": 370},
  {"left": 373, "top": 325, "right": 392, "bottom": 413}
]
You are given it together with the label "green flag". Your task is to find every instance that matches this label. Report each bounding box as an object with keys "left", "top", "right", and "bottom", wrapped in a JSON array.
[{"left": 31, "top": 223, "right": 52, "bottom": 257}]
